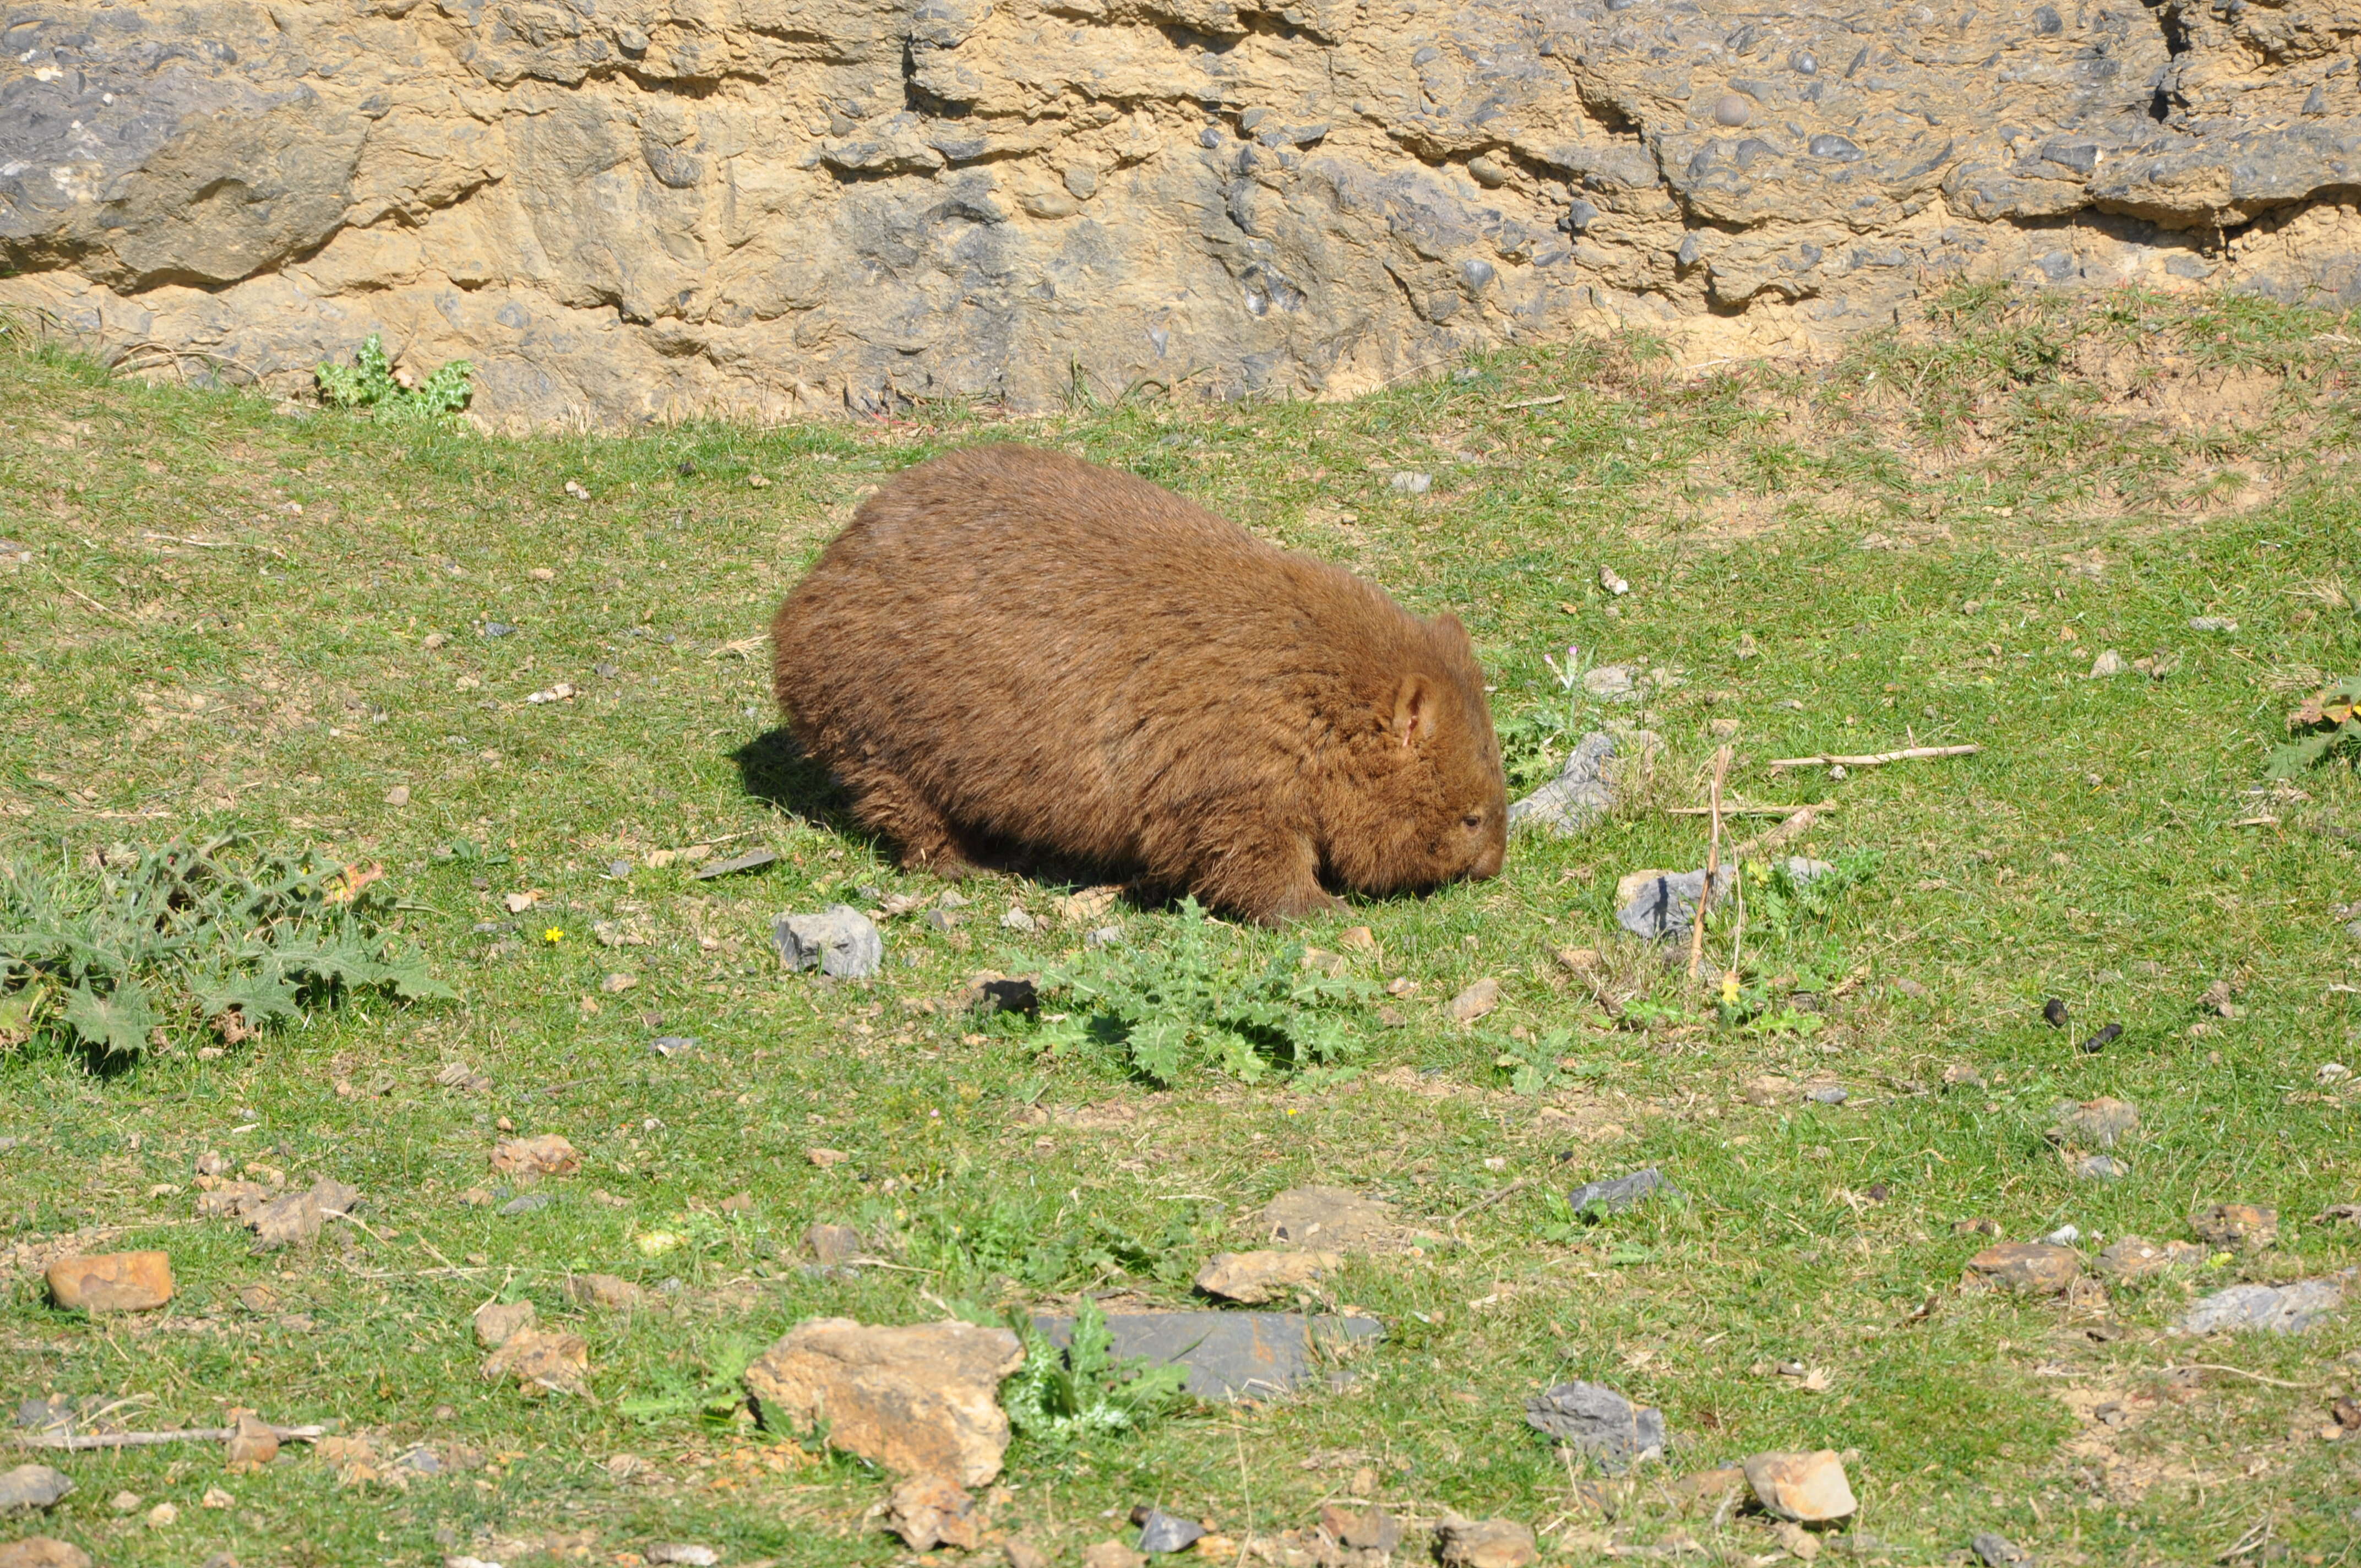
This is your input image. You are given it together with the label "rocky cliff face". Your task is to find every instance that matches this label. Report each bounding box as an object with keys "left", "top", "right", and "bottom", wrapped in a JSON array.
[{"left": 4, "top": 0, "right": 2358, "bottom": 426}]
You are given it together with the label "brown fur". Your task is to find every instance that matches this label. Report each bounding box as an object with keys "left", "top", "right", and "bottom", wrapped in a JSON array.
[{"left": 769, "top": 444, "right": 1506, "bottom": 925}]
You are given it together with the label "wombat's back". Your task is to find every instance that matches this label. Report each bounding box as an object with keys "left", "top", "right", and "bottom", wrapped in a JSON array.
[{"left": 773, "top": 444, "right": 1505, "bottom": 917}]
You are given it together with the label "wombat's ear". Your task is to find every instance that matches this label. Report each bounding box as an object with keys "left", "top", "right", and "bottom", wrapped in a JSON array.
[
  {"left": 1430, "top": 612, "right": 1474, "bottom": 651},
  {"left": 1391, "top": 673, "right": 1440, "bottom": 749}
]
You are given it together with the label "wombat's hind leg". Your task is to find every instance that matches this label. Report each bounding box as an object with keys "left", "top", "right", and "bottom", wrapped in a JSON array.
[
  {"left": 842, "top": 769, "right": 978, "bottom": 879},
  {"left": 1146, "top": 806, "right": 1345, "bottom": 927}
]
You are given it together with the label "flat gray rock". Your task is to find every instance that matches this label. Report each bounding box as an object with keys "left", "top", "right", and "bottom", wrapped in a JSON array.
[
  {"left": 0, "top": 1464, "right": 73, "bottom": 1512},
  {"left": 1524, "top": 1381, "right": 1665, "bottom": 1472},
  {"left": 1030, "top": 1310, "right": 1383, "bottom": 1400},
  {"left": 2180, "top": 1276, "right": 2347, "bottom": 1335},
  {"left": 774, "top": 904, "right": 883, "bottom": 979},
  {"left": 1615, "top": 869, "right": 1733, "bottom": 939},
  {"left": 1567, "top": 1167, "right": 1680, "bottom": 1216},
  {"left": 1508, "top": 732, "right": 1618, "bottom": 837}
]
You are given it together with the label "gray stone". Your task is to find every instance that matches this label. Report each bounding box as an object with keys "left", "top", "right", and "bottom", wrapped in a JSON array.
[
  {"left": 1507, "top": 731, "right": 1617, "bottom": 837},
  {"left": 2074, "top": 1154, "right": 2131, "bottom": 1182},
  {"left": 1136, "top": 1509, "right": 1205, "bottom": 1554},
  {"left": 1805, "top": 1086, "right": 1849, "bottom": 1106},
  {"left": 499, "top": 1192, "right": 554, "bottom": 1216},
  {"left": 693, "top": 847, "right": 779, "bottom": 880},
  {"left": 1524, "top": 1381, "right": 1666, "bottom": 1472},
  {"left": 1616, "top": 868, "right": 1734, "bottom": 939},
  {"left": 1971, "top": 1532, "right": 2031, "bottom": 1566},
  {"left": 1567, "top": 1167, "right": 1680, "bottom": 1216},
  {"left": 1389, "top": 471, "right": 1432, "bottom": 495},
  {"left": 2179, "top": 1275, "right": 2348, "bottom": 1335},
  {"left": 1583, "top": 665, "right": 1640, "bottom": 701},
  {"left": 774, "top": 905, "right": 884, "bottom": 979},
  {"left": 0, "top": 1466, "right": 73, "bottom": 1513},
  {"left": 1028, "top": 1310, "right": 1383, "bottom": 1400}
]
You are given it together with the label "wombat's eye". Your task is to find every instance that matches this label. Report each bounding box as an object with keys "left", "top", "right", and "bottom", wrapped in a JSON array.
[{"left": 1461, "top": 812, "right": 1483, "bottom": 829}]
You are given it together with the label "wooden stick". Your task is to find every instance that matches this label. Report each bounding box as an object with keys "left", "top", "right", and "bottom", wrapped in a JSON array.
[
  {"left": 1688, "top": 747, "right": 1732, "bottom": 982},
  {"left": 2162, "top": 1363, "right": 2318, "bottom": 1390},
  {"left": 1736, "top": 805, "right": 1818, "bottom": 858},
  {"left": 12, "top": 1423, "right": 330, "bottom": 1452},
  {"left": 1767, "top": 744, "right": 1981, "bottom": 771},
  {"left": 1666, "top": 802, "right": 1834, "bottom": 817},
  {"left": 1503, "top": 394, "right": 1565, "bottom": 410}
]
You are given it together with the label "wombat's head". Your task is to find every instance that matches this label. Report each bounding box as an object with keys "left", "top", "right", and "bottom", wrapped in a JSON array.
[{"left": 1325, "top": 614, "right": 1508, "bottom": 895}]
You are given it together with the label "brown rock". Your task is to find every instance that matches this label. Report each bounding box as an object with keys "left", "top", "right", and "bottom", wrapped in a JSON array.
[
  {"left": 1952, "top": 1217, "right": 2002, "bottom": 1238},
  {"left": 2095, "top": 1235, "right": 2173, "bottom": 1280},
  {"left": 1192, "top": 1250, "right": 1341, "bottom": 1304},
  {"left": 1741, "top": 1450, "right": 1857, "bottom": 1523},
  {"left": 1082, "top": 1543, "right": 1145, "bottom": 1568},
  {"left": 1339, "top": 927, "right": 1377, "bottom": 952},
  {"left": 224, "top": 1410, "right": 279, "bottom": 1472},
  {"left": 2048, "top": 1096, "right": 2140, "bottom": 1149},
  {"left": 1316, "top": 1503, "right": 1401, "bottom": 1553},
  {"left": 805, "top": 1222, "right": 864, "bottom": 1265},
  {"left": 473, "top": 1299, "right": 537, "bottom": 1348},
  {"left": 1434, "top": 1514, "right": 1537, "bottom": 1568},
  {"left": 1743, "top": 1074, "right": 1794, "bottom": 1107},
  {"left": 2190, "top": 1203, "right": 2278, "bottom": 1250},
  {"left": 1004, "top": 1538, "right": 1052, "bottom": 1568},
  {"left": 46, "top": 1251, "right": 173, "bottom": 1311},
  {"left": 1966, "top": 1242, "right": 2080, "bottom": 1293},
  {"left": 743, "top": 1317, "right": 1025, "bottom": 1486},
  {"left": 0, "top": 1540, "right": 92, "bottom": 1568},
  {"left": 566, "top": 1273, "right": 650, "bottom": 1311},
  {"left": 1449, "top": 977, "right": 1501, "bottom": 1023},
  {"left": 246, "top": 1188, "right": 322, "bottom": 1251},
  {"left": 491, "top": 1134, "right": 580, "bottom": 1182},
  {"left": 481, "top": 1327, "right": 591, "bottom": 1396},
  {"left": 195, "top": 1182, "right": 273, "bottom": 1219},
  {"left": 886, "top": 1473, "right": 982, "bottom": 1551}
]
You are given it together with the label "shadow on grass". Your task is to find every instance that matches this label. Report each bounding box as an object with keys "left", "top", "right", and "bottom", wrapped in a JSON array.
[{"left": 731, "top": 726, "right": 851, "bottom": 824}]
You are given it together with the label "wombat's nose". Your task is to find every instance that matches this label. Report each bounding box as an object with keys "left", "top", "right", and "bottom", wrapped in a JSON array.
[{"left": 1471, "top": 838, "right": 1505, "bottom": 881}]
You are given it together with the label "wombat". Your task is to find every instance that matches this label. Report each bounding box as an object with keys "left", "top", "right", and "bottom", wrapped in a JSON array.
[{"left": 769, "top": 444, "right": 1506, "bottom": 925}]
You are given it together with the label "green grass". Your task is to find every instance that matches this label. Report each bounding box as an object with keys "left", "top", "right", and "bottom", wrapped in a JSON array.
[{"left": 4, "top": 283, "right": 2361, "bottom": 1567}]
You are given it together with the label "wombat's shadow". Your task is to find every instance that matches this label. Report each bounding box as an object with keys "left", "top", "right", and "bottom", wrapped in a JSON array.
[
  {"left": 731, "top": 728, "right": 871, "bottom": 848},
  {"left": 730, "top": 725, "right": 1178, "bottom": 907}
]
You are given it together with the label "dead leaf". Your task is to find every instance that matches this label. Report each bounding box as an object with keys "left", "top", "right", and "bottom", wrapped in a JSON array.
[
  {"left": 324, "top": 862, "right": 387, "bottom": 906},
  {"left": 224, "top": 1410, "right": 278, "bottom": 1471},
  {"left": 1052, "top": 885, "right": 1124, "bottom": 924},
  {"left": 806, "top": 1147, "right": 848, "bottom": 1168}
]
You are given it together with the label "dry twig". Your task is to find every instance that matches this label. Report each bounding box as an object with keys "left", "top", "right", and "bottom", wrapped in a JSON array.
[
  {"left": 1767, "top": 744, "right": 1981, "bottom": 771},
  {"left": 1688, "top": 746, "right": 1732, "bottom": 982},
  {"left": 13, "top": 1423, "right": 329, "bottom": 1452}
]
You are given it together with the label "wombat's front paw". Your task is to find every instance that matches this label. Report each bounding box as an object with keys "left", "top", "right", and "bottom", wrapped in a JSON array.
[{"left": 1256, "top": 887, "right": 1350, "bottom": 927}]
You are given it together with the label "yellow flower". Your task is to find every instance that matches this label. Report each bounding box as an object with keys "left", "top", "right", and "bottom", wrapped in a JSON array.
[
  {"left": 1720, "top": 971, "right": 1740, "bottom": 1005},
  {"left": 543, "top": 927, "right": 565, "bottom": 944}
]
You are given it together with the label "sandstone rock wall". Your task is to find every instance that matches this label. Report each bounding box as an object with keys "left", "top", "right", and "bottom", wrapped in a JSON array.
[{"left": 4, "top": 0, "right": 2359, "bottom": 426}]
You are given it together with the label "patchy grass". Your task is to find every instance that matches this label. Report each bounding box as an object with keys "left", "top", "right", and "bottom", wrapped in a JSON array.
[{"left": 4, "top": 284, "right": 2361, "bottom": 1568}]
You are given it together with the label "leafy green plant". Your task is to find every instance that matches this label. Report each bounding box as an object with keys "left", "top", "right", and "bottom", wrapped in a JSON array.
[
  {"left": 1492, "top": 1027, "right": 1603, "bottom": 1097},
  {"left": 0, "top": 835, "right": 450, "bottom": 1059},
  {"left": 619, "top": 1333, "right": 766, "bottom": 1427},
  {"left": 1002, "top": 1300, "right": 1189, "bottom": 1454},
  {"left": 1497, "top": 642, "right": 1591, "bottom": 790},
  {"left": 2268, "top": 676, "right": 2361, "bottom": 776},
  {"left": 890, "top": 1190, "right": 1217, "bottom": 1292},
  {"left": 315, "top": 334, "right": 474, "bottom": 421},
  {"left": 1038, "top": 899, "right": 1374, "bottom": 1085}
]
